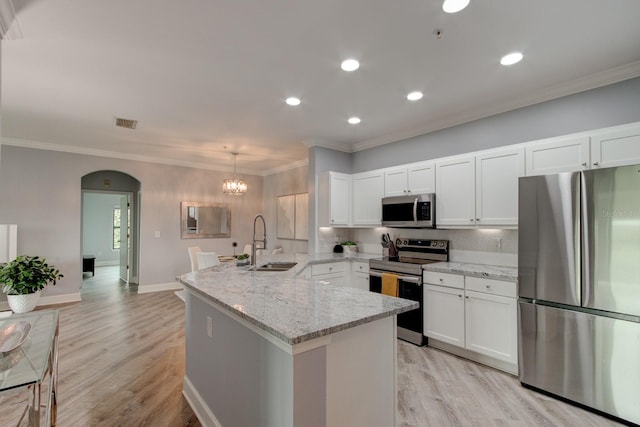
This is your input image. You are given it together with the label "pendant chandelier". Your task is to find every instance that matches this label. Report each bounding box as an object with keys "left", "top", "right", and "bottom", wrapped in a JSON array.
[{"left": 222, "top": 152, "right": 247, "bottom": 195}]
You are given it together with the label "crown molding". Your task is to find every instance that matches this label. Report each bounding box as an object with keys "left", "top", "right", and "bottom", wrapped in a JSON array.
[
  {"left": 1, "top": 136, "right": 309, "bottom": 177},
  {"left": 0, "top": 137, "right": 269, "bottom": 175},
  {"left": 351, "top": 61, "right": 640, "bottom": 152},
  {"left": 263, "top": 158, "right": 308, "bottom": 176},
  {"left": 302, "top": 138, "right": 352, "bottom": 153}
]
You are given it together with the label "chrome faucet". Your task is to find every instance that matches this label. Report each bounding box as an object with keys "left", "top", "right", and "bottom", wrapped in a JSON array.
[{"left": 251, "top": 214, "right": 267, "bottom": 265}]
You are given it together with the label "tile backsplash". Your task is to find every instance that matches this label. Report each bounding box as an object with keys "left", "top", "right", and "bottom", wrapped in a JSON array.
[{"left": 353, "top": 227, "right": 518, "bottom": 266}]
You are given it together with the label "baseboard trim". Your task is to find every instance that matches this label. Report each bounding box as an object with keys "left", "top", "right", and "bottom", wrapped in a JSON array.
[
  {"left": 428, "top": 338, "right": 518, "bottom": 376},
  {"left": 136, "top": 282, "right": 182, "bottom": 294},
  {"left": 95, "top": 261, "right": 119, "bottom": 267},
  {"left": 183, "top": 376, "right": 222, "bottom": 427},
  {"left": 0, "top": 292, "right": 82, "bottom": 311}
]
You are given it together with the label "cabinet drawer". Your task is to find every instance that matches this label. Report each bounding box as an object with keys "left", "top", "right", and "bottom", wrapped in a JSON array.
[
  {"left": 423, "top": 271, "right": 464, "bottom": 289},
  {"left": 312, "top": 262, "right": 347, "bottom": 276},
  {"left": 465, "top": 276, "right": 516, "bottom": 298},
  {"left": 352, "top": 262, "right": 369, "bottom": 274}
]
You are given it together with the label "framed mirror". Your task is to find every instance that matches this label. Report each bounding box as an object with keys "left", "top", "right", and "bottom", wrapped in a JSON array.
[{"left": 181, "top": 202, "right": 231, "bottom": 239}]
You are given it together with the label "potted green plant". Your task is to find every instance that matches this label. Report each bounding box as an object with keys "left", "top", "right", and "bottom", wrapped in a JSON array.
[
  {"left": 341, "top": 241, "right": 358, "bottom": 255},
  {"left": 0, "top": 255, "right": 63, "bottom": 313}
]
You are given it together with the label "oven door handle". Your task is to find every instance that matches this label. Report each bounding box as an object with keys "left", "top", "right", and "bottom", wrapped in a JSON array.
[{"left": 369, "top": 270, "right": 422, "bottom": 284}]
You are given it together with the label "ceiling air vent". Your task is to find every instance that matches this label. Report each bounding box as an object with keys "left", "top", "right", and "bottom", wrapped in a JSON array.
[{"left": 113, "top": 117, "right": 138, "bottom": 130}]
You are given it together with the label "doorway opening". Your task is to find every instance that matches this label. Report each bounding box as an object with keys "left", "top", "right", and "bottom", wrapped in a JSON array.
[{"left": 81, "top": 171, "right": 140, "bottom": 290}]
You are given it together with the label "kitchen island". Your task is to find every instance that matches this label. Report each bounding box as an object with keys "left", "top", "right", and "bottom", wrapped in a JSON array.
[{"left": 177, "top": 259, "right": 416, "bottom": 427}]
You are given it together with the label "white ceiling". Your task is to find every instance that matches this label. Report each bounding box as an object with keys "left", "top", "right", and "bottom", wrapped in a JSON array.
[{"left": 2, "top": 0, "right": 640, "bottom": 175}]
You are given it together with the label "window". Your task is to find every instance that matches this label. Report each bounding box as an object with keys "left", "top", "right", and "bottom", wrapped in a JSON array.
[{"left": 113, "top": 208, "right": 121, "bottom": 249}]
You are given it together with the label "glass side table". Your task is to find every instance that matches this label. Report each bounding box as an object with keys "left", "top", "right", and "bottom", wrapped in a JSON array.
[{"left": 0, "top": 310, "right": 59, "bottom": 427}]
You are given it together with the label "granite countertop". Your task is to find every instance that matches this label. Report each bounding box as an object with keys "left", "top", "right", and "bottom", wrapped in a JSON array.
[
  {"left": 423, "top": 261, "right": 517, "bottom": 282},
  {"left": 177, "top": 257, "right": 416, "bottom": 346}
]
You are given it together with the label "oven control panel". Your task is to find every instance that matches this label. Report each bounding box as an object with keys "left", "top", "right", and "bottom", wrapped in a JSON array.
[{"left": 396, "top": 239, "right": 448, "bottom": 250}]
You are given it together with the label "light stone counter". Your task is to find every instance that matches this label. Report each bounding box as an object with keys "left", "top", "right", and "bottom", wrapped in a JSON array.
[
  {"left": 178, "top": 257, "right": 416, "bottom": 346},
  {"left": 423, "top": 261, "right": 517, "bottom": 282},
  {"left": 181, "top": 253, "right": 415, "bottom": 426}
]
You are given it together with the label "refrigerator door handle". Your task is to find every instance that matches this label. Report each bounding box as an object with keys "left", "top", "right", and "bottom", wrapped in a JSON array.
[{"left": 581, "top": 172, "right": 592, "bottom": 308}]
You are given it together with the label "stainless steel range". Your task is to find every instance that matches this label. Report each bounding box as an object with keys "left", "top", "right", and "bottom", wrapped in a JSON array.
[{"left": 369, "top": 238, "right": 449, "bottom": 346}]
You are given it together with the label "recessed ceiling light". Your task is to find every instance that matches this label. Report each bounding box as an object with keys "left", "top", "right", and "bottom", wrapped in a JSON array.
[
  {"left": 442, "top": 0, "right": 470, "bottom": 13},
  {"left": 407, "top": 91, "right": 424, "bottom": 101},
  {"left": 500, "top": 52, "right": 523, "bottom": 66},
  {"left": 285, "top": 97, "right": 301, "bottom": 106},
  {"left": 348, "top": 117, "right": 361, "bottom": 125},
  {"left": 341, "top": 59, "right": 360, "bottom": 72}
]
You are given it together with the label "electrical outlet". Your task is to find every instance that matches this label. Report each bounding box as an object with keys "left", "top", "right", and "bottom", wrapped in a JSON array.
[
  {"left": 206, "top": 316, "right": 213, "bottom": 338},
  {"left": 494, "top": 238, "right": 502, "bottom": 250}
]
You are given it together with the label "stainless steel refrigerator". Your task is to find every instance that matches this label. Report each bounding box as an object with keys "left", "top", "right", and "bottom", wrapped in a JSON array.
[{"left": 518, "top": 164, "right": 640, "bottom": 425}]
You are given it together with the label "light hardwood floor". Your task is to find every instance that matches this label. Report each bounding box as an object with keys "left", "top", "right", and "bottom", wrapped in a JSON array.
[{"left": 0, "top": 266, "right": 626, "bottom": 426}]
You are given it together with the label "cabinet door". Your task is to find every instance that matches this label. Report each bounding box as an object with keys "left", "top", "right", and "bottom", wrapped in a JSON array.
[
  {"left": 407, "top": 162, "right": 435, "bottom": 194},
  {"left": 330, "top": 173, "right": 351, "bottom": 226},
  {"left": 591, "top": 124, "right": 640, "bottom": 168},
  {"left": 318, "top": 172, "right": 350, "bottom": 226},
  {"left": 384, "top": 168, "right": 408, "bottom": 197},
  {"left": 464, "top": 290, "right": 517, "bottom": 364},
  {"left": 352, "top": 171, "right": 384, "bottom": 225},
  {"left": 475, "top": 147, "right": 524, "bottom": 226},
  {"left": 435, "top": 157, "right": 475, "bottom": 227},
  {"left": 352, "top": 272, "right": 370, "bottom": 291},
  {"left": 424, "top": 284, "right": 465, "bottom": 347},
  {"left": 525, "top": 136, "right": 590, "bottom": 176}
]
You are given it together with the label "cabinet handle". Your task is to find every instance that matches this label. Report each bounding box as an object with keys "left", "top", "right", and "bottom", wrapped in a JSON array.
[
  {"left": 470, "top": 219, "right": 474, "bottom": 222},
  {"left": 476, "top": 218, "right": 479, "bottom": 221},
  {"left": 439, "top": 278, "right": 444, "bottom": 282},
  {"left": 458, "top": 294, "right": 462, "bottom": 298},
  {"left": 485, "top": 285, "right": 491, "bottom": 289},
  {"left": 582, "top": 162, "right": 587, "bottom": 166},
  {"left": 465, "top": 296, "right": 469, "bottom": 299},
  {"left": 593, "top": 161, "right": 599, "bottom": 166},
  {"left": 329, "top": 267, "right": 333, "bottom": 271}
]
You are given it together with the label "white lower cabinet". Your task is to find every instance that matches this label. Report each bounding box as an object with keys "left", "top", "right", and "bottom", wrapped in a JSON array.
[
  {"left": 351, "top": 261, "right": 370, "bottom": 291},
  {"left": 424, "top": 272, "right": 518, "bottom": 369},
  {"left": 424, "top": 285, "right": 464, "bottom": 346},
  {"left": 311, "top": 261, "right": 348, "bottom": 286}
]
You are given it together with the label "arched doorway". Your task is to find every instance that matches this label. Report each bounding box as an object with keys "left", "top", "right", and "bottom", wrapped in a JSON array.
[{"left": 81, "top": 171, "right": 141, "bottom": 284}]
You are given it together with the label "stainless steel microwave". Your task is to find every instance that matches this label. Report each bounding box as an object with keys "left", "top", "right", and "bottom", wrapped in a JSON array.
[{"left": 381, "top": 194, "right": 435, "bottom": 228}]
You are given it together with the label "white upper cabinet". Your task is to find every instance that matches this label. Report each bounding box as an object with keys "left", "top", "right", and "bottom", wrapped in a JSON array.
[
  {"left": 383, "top": 167, "right": 408, "bottom": 197},
  {"left": 590, "top": 123, "right": 640, "bottom": 168},
  {"left": 525, "top": 122, "right": 640, "bottom": 176},
  {"left": 317, "top": 172, "right": 351, "bottom": 227},
  {"left": 436, "top": 156, "right": 476, "bottom": 227},
  {"left": 525, "top": 136, "right": 590, "bottom": 176},
  {"left": 352, "top": 170, "right": 384, "bottom": 226},
  {"left": 384, "top": 161, "right": 435, "bottom": 197},
  {"left": 475, "top": 147, "right": 524, "bottom": 226}
]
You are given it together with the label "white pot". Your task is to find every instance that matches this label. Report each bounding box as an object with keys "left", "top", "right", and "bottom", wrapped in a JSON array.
[
  {"left": 7, "top": 291, "right": 41, "bottom": 313},
  {"left": 342, "top": 245, "right": 358, "bottom": 254}
]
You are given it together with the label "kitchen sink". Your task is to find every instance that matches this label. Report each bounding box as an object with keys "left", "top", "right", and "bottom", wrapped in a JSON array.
[{"left": 252, "top": 262, "right": 297, "bottom": 272}]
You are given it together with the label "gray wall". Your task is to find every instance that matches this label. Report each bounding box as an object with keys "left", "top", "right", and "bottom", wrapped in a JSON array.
[
  {"left": 0, "top": 145, "right": 264, "bottom": 298},
  {"left": 263, "top": 164, "right": 309, "bottom": 254},
  {"left": 353, "top": 77, "right": 640, "bottom": 172},
  {"left": 308, "top": 147, "right": 352, "bottom": 254},
  {"left": 82, "top": 192, "right": 122, "bottom": 265}
]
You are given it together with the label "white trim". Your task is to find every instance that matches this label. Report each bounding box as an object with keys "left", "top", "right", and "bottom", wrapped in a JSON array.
[
  {"left": 182, "top": 376, "right": 222, "bottom": 427},
  {"left": 263, "top": 158, "right": 308, "bottom": 176},
  {"left": 136, "top": 282, "right": 182, "bottom": 294},
  {"left": 351, "top": 61, "right": 640, "bottom": 152},
  {"left": 95, "top": 260, "right": 119, "bottom": 267},
  {"left": 0, "top": 292, "right": 81, "bottom": 311},
  {"left": 188, "top": 288, "right": 332, "bottom": 355},
  {"left": 1, "top": 137, "right": 305, "bottom": 177}
]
